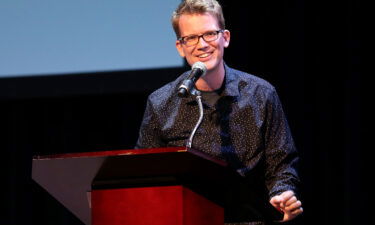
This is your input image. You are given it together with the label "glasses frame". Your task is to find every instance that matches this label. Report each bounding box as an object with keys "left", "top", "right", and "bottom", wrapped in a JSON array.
[{"left": 178, "top": 29, "right": 224, "bottom": 47}]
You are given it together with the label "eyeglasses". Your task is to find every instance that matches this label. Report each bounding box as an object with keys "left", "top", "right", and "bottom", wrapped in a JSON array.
[{"left": 178, "top": 30, "right": 224, "bottom": 47}]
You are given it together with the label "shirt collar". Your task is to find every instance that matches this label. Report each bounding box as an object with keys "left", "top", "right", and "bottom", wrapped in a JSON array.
[
  {"left": 184, "top": 63, "right": 239, "bottom": 103},
  {"left": 221, "top": 63, "right": 240, "bottom": 97}
]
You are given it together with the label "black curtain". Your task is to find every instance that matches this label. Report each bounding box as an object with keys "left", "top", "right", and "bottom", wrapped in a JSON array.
[{"left": 1, "top": 0, "right": 362, "bottom": 225}]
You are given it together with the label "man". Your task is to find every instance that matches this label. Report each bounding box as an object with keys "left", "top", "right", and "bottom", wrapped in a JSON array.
[{"left": 136, "top": 0, "right": 303, "bottom": 224}]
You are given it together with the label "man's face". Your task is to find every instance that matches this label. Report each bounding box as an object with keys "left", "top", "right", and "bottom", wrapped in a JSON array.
[{"left": 175, "top": 13, "right": 230, "bottom": 72}]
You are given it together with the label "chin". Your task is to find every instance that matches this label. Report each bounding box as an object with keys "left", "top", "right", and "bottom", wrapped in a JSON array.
[{"left": 203, "top": 60, "right": 221, "bottom": 72}]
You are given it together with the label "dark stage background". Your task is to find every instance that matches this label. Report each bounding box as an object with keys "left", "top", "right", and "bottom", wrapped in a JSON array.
[{"left": 1, "top": 0, "right": 363, "bottom": 225}]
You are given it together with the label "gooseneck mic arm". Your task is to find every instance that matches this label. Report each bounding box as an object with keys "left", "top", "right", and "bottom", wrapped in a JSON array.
[{"left": 186, "top": 90, "right": 203, "bottom": 148}]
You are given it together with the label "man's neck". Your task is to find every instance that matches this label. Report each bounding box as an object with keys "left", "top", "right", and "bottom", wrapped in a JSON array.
[{"left": 195, "top": 64, "right": 225, "bottom": 91}]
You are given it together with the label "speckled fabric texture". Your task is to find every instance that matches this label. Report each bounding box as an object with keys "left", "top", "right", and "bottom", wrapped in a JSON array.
[{"left": 136, "top": 64, "right": 299, "bottom": 223}]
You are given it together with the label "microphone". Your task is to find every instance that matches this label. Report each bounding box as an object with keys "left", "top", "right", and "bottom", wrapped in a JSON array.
[{"left": 177, "top": 62, "right": 207, "bottom": 97}]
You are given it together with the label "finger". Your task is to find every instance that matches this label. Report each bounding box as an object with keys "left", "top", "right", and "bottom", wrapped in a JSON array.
[
  {"left": 281, "top": 190, "right": 295, "bottom": 200},
  {"left": 270, "top": 195, "right": 283, "bottom": 204},
  {"left": 285, "top": 196, "right": 297, "bottom": 207},
  {"left": 282, "top": 206, "right": 303, "bottom": 222},
  {"left": 285, "top": 200, "right": 302, "bottom": 212},
  {"left": 280, "top": 191, "right": 295, "bottom": 207},
  {"left": 290, "top": 206, "right": 303, "bottom": 215}
]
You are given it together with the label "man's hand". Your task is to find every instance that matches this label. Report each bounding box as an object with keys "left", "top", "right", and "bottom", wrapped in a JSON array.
[{"left": 269, "top": 190, "right": 303, "bottom": 222}]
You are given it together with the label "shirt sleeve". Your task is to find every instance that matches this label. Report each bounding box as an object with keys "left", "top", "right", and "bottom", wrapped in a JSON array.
[
  {"left": 135, "top": 97, "right": 164, "bottom": 149},
  {"left": 263, "top": 88, "right": 300, "bottom": 198}
]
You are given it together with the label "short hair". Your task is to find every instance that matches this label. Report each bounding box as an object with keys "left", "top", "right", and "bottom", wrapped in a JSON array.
[{"left": 171, "top": 0, "right": 225, "bottom": 38}]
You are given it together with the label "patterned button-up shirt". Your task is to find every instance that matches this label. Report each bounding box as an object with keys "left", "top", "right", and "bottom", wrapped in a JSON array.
[{"left": 136, "top": 64, "right": 300, "bottom": 223}]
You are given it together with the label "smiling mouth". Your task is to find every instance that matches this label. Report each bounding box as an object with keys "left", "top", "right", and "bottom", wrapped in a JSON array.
[{"left": 197, "top": 52, "right": 212, "bottom": 59}]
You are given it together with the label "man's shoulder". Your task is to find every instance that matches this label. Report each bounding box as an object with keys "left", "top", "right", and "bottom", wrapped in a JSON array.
[
  {"left": 147, "top": 71, "right": 188, "bottom": 105},
  {"left": 226, "top": 66, "right": 276, "bottom": 95}
]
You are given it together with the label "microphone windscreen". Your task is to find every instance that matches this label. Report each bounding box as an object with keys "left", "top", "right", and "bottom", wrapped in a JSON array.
[{"left": 192, "top": 61, "right": 207, "bottom": 76}]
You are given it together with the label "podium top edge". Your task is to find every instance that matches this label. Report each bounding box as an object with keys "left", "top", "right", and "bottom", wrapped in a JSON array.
[{"left": 32, "top": 147, "right": 188, "bottom": 160}]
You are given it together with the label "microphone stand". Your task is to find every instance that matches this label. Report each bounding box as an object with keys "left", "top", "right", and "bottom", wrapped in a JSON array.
[{"left": 186, "top": 88, "right": 204, "bottom": 148}]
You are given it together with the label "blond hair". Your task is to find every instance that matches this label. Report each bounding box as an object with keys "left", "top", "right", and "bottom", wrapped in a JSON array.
[{"left": 171, "top": 0, "right": 225, "bottom": 38}]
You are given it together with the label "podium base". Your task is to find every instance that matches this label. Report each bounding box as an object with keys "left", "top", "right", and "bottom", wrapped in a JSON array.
[{"left": 92, "top": 185, "right": 224, "bottom": 225}]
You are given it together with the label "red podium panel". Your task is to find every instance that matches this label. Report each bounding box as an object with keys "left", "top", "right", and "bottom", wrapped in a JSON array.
[{"left": 92, "top": 186, "right": 223, "bottom": 225}]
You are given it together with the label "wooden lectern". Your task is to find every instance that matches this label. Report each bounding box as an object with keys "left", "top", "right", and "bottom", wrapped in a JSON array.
[{"left": 32, "top": 147, "right": 282, "bottom": 225}]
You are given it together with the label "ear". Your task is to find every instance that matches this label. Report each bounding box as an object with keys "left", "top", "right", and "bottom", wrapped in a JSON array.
[
  {"left": 176, "top": 40, "right": 186, "bottom": 58},
  {"left": 222, "top": 29, "right": 231, "bottom": 48}
]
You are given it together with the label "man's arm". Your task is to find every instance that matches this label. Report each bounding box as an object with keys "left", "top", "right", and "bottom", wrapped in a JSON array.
[
  {"left": 263, "top": 89, "right": 303, "bottom": 221},
  {"left": 135, "top": 97, "right": 164, "bottom": 149}
]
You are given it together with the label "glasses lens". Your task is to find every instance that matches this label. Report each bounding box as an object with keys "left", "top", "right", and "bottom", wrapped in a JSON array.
[
  {"left": 203, "top": 31, "right": 219, "bottom": 42},
  {"left": 184, "top": 35, "right": 198, "bottom": 46}
]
